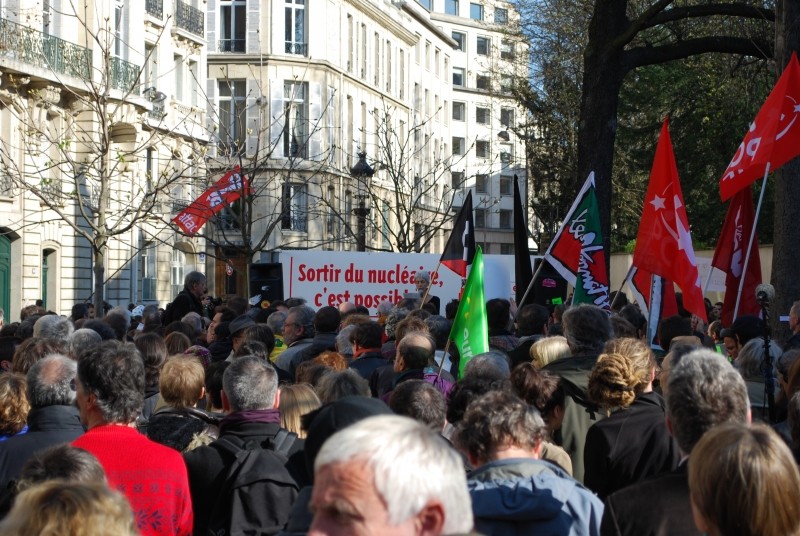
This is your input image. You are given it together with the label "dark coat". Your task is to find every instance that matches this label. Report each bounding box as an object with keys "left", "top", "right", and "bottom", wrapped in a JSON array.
[
  {"left": 163, "top": 288, "right": 203, "bottom": 325},
  {"left": 183, "top": 419, "right": 308, "bottom": 535},
  {"left": 349, "top": 351, "right": 390, "bottom": 384},
  {"left": 601, "top": 463, "right": 699, "bottom": 536},
  {"left": 146, "top": 406, "right": 222, "bottom": 452},
  {"left": 290, "top": 332, "right": 338, "bottom": 375},
  {"left": 584, "top": 391, "right": 680, "bottom": 500},
  {"left": 507, "top": 336, "right": 541, "bottom": 369},
  {"left": 542, "top": 353, "right": 605, "bottom": 483},
  {"left": 0, "top": 405, "right": 85, "bottom": 488}
]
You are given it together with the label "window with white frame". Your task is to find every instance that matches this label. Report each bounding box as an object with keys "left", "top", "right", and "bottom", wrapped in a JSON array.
[
  {"left": 174, "top": 55, "right": 185, "bottom": 101},
  {"left": 452, "top": 137, "right": 465, "bottom": 155},
  {"left": 500, "top": 143, "right": 513, "bottom": 164},
  {"left": 282, "top": 183, "right": 308, "bottom": 231},
  {"left": 452, "top": 31, "right": 465, "bottom": 52},
  {"left": 500, "top": 39, "right": 514, "bottom": 60},
  {"left": 445, "top": 0, "right": 459, "bottom": 15},
  {"left": 500, "top": 175, "right": 513, "bottom": 195},
  {"left": 476, "top": 106, "right": 490, "bottom": 124},
  {"left": 495, "top": 7, "right": 508, "bottom": 24},
  {"left": 500, "top": 107, "right": 515, "bottom": 127},
  {"left": 476, "top": 74, "right": 491, "bottom": 90},
  {"left": 453, "top": 67, "right": 465, "bottom": 87},
  {"left": 451, "top": 171, "right": 464, "bottom": 189},
  {"left": 285, "top": 0, "right": 307, "bottom": 55},
  {"left": 501, "top": 74, "right": 512, "bottom": 93},
  {"left": 470, "top": 2, "right": 483, "bottom": 20},
  {"left": 475, "top": 173, "right": 488, "bottom": 193},
  {"left": 114, "top": 0, "right": 125, "bottom": 57},
  {"left": 475, "top": 140, "right": 490, "bottom": 158},
  {"left": 171, "top": 249, "right": 187, "bottom": 300},
  {"left": 477, "top": 36, "right": 490, "bottom": 55},
  {"left": 284, "top": 81, "right": 308, "bottom": 158},
  {"left": 347, "top": 15, "right": 354, "bottom": 72},
  {"left": 361, "top": 24, "right": 367, "bottom": 77},
  {"left": 139, "top": 238, "right": 157, "bottom": 301},
  {"left": 220, "top": 0, "right": 246, "bottom": 52},
  {"left": 499, "top": 209, "right": 512, "bottom": 229},
  {"left": 475, "top": 208, "right": 487, "bottom": 228},
  {"left": 218, "top": 80, "right": 246, "bottom": 155}
]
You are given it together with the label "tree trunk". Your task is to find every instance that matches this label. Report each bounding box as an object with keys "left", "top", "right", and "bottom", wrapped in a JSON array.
[
  {"left": 93, "top": 245, "right": 105, "bottom": 319},
  {"left": 577, "top": 1, "right": 630, "bottom": 262},
  {"left": 770, "top": 0, "right": 800, "bottom": 343}
]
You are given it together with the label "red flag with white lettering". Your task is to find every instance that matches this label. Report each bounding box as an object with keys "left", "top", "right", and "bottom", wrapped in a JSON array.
[
  {"left": 711, "top": 188, "right": 762, "bottom": 325},
  {"left": 719, "top": 52, "right": 800, "bottom": 201},
  {"left": 172, "top": 167, "right": 249, "bottom": 236},
  {"left": 633, "top": 118, "right": 707, "bottom": 322}
]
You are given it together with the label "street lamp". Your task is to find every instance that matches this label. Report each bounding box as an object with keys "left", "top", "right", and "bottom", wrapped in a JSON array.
[{"left": 350, "top": 151, "right": 374, "bottom": 252}]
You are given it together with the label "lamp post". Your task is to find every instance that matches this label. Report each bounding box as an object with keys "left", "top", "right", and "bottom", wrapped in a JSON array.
[{"left": 350, "top": 151, "right": 374, "bottom": 252}]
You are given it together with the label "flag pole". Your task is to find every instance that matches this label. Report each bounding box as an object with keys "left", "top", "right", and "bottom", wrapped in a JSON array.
[
  {"left": 733, "top": 167, "right": 769, "bottom": 319},
  {"left": 610, "top": 264, "right": 636, "bottom": 310},
  {"left": 419, "top": 261, "right": 442, "bottom": 310},
  {"left": 513, "top": 258, "right": 547, "bottom": 321},
  {"left": 435, "top": 338, "right": 452, "bottom": 381}
]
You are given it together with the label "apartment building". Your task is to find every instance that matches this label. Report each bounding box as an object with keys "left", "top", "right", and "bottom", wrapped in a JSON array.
[{"left": 0, "top": 0, "right": 209, "bottom": 318}]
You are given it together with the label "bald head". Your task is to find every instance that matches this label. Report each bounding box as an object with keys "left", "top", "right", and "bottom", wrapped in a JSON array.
[{"left": 396, "top": 331, "right": 435, "bottom": 371}]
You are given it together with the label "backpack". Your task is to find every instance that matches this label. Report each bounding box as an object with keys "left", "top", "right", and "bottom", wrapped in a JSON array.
[{"left": 206, "top": 430, "right": 300, "bottom": 536}]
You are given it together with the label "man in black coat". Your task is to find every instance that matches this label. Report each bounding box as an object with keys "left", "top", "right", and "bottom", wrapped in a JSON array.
[
  {"left": 601, "top": 350, "right": 751, "bottom": 536},
  {"left": 184, "top": 356, "right": 307, "bottom": 534},
  {"left": 0, "top": 354, "right": 84, "bottom": 489},
  {"left": 508, "top": 304, "right": 550, "bottom": 368},
  {"left": 163, "top": 271, "right": 207, "bottom": 325}
]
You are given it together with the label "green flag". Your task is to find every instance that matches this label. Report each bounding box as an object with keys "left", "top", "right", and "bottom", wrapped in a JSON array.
[{"left": 449, "top": 246, "right": 489, "bottom": 378}]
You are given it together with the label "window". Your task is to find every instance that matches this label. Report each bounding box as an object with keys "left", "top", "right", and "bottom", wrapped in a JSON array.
[
  {"left": 220, "top": 0, "right": 246, "bottom": 52},
  {"left": 476, "top": 36, "right": 490, "bottom": 55},
  {"left": 114, "top": 0, "right": 124, "bottom": 57},
  {"left": 282, "top": 183, "right": 308, "bottom": 231},
  {"left": 445, "top": 0, "right": 459, "bottom": 15},
  {"left": 475, "top": 173, "right": 488, "bottom": 193},
  {"left": 218, "top": 80, "right": 246, "bottom": 155},
  {"left": 453, "top": 67, "right": 465, "bottom": 87},
  {"left": 452, "top": 31, "right": 465, "bottom": 51},
  {"left": 470, "top": 2, "right": 483, "bottom": 20},
  {"left": 284, "top": 81, "right": 309, "bottom": 158},
  {"left": 501, "top": 107, "right": 515, "bottom": 127},
  {"left": 361, "top": 24, "right": 367, "bottom": 77},
  {"left": 188, "top": 61, "right": 198, "bottom": 106},
  {"left": 476, "top": 74, "right": 491, "bottom": 90},
  {"left": 386, "top": 41, "right": 392, "bottom": 91},
  {"left": 500, "top": 39, "right": 514, "bottom": 60},
  {"left": 382, "top": 200, "right": 391, "bottom": 249},
  {"left": 285, "top": 0, "right": 307, "bottom": 55},
  {"left": 425, "top": 41, "right": 431, "bottom": 70},
  {"left": 475, "top": 208, "right": 487, "bottom": 229},
  {"left": 476, "top": 140, "right": 490, "bottom": 158},
  {"left": 171, "top": 249, "right": 186, "bottom": 301},
  {"left": 452, "top": 101, "right": 465, "bottom": 121},
  {"left": 417, "top": 0, "right": 432, "bottom": 8},
  {"left": 495, "top": 7, "right": 508, "bottom": 24},
  {"left": 375, "top": 33, "right": 381, "bottom": 85},
  {"left": 500, "top": 75, "right": 512, "bottom": 93},
  {"left": 139, "top": 239, "right": 157, "bottom": 301},
  {"left": 347, "top": 15, "right": 353, "bottom": 71},
  {"left": 500, "top": 144, "right": 513, "bottom": 164},
  {"left": 434, "top": 48, "right": 440, "bottom": 76},
  {"left": 399, "top": 50, "right": 405, "bottom": 98},
  {"left": 144, "top": 44, "right": 157, "bottom": 88},
  {"left": 451, "top": 171, "right": 464, "bottom": 188},
  {"left": 476, "top": 106, "right": 490, "bottom": 124},
  {"left": 452, "top": 137, "right": 465, "bottom": 155},
  {"left": 500, "top": 175, "right": 512, "bottom": 195},
  {"left": 499, "top": 209, "right": 512, "bottom": 229},
  {"left": 174, "top": 55, "right": 184, "bottom": 101}
]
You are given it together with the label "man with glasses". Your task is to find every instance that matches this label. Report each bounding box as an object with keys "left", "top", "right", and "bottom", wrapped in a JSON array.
[
  {"left": 163, "top": 271, "right": 208, "bottom": 325},
  {"left": 275, "top": 305, "right": 315, "bottom": 373}
]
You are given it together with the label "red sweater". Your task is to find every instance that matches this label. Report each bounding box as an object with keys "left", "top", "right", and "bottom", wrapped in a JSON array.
[{"left": 74, "top": 424, "right": 193, "bottom": 536}]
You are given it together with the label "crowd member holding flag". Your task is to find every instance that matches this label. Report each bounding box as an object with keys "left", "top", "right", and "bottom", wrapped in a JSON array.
[{"left": 447, "top": 247, "right": 488, "bottom": 379}]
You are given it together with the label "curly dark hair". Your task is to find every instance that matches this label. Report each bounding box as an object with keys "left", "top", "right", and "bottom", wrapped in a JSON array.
[{"left": 78, "top": 340, "right": 145, "bottom": 424}]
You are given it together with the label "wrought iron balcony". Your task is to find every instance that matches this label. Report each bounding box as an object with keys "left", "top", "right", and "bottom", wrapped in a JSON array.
[
  {"left": 175, "top": 0, "right": 204, "bottom": 37},
  {"left": 145, "top": 0, "right": 163, "bottom": 19},
  {"left": 147, "top": 100, "right": 166, "bottom": 120},
  {"left": 0, "top": 17, "right": 91, "bottom": 79},
  {"left": 285, "top": 42, "right": 307, "bottom": 55},
  {"left": 110, "top": 56, "right": 140, "bottom": 95},
  {"left": 218, "top": 39, "right": 245, "bottom": 53}
]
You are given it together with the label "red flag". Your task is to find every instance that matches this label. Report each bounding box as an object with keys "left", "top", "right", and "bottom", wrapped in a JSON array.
[
  {"left": 633, "top": 118, "right": 707, "bottom": 322},
  {"left": 172, "top": 167, "right": 249, "bottom": 236},
  {"left": 711, "top": 188, "right": 762, "bottom": 325},
  {"left": 440, "top": 191, "right": 476, "bottom": 277},
  {"left": 719, "top": 52, "right": 800, "bottom": 201}
]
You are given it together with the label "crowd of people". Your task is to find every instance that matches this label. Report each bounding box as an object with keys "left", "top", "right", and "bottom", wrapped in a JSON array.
[{"left": 0, "top": 269, "right": 799, "bottom": 535}]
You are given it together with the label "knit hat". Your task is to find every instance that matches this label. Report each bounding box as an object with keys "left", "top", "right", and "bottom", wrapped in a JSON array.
[{"left": 302, "top": 396, "right": 393, "bottom": 479}]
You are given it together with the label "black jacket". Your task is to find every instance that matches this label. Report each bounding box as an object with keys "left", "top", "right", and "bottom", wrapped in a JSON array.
[
  {"left": 163, "top": 288, "right": 204, "bottom": 325},
  {"left": 184, "top": 419, "right": 307, "bottom": 534},
  {"left": 0, "top": 405, "right": 85, "bottom": 488},
  {"left": 349, "top": 351, "right": 390, "bottom": 384}
]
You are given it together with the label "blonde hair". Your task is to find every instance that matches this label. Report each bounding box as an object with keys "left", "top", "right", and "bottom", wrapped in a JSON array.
[
  {"left": 689, "top": 423, "right": 800, "bottom": 536},
  {"left": 314, "top": 351, "right": 348, "bottom": 371},
  {"left": 588, "top": 338, "right": 655, "bottom": 409},
  {"left": 529, "top": 336, "right": 570, "bottom": 368},
  {"left": 0, "top": 373, "right": 30, "bottom": 436},
  {"left": 164, "top": 332, "right": 192, "bottom": 355},
  {"left": 0, "top": 481, "right": 138, "bottom": 536},
  {"left": 159, "top": 356, "right": 205, "bottom": 408},
  {"left": 279, "top": 383, "right": 321, "bottom": 438}
]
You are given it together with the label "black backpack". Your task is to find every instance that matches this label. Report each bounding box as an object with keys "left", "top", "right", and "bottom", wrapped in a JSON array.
[{"left": 206, "top": 430, "right": 300, "bottom": 536}]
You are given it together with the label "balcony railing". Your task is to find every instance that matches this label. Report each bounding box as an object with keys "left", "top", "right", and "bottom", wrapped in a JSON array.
[
  {"left": 110, "top": 56, "right": 140, "bottom": 95},
  {"left": 175, "top": 0, "right": 204, "bottom": 37},
  {"left": 148, "top": 100, "right": 166, "bottom": 120},
  {"left": 218, "top": 39, "right": 245, "bottom": 53},
  {"left": 285, "top": 42, "right": 307, "bottom": 55},
  {"left": 145, "top": 0, "right": 163, "bottom": 19},
  {"left": 0, "top": 17, "right": 91, "bottom": 79}
]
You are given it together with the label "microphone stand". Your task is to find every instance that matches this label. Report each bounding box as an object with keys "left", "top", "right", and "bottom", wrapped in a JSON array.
[{"left": 758, "top": 292, "right": 775, "bottom": 423}]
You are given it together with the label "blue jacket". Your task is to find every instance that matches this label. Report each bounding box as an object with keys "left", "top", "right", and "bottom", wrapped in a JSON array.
[{"left": 468, "top": 457, "right": 603, "bottom": 536}]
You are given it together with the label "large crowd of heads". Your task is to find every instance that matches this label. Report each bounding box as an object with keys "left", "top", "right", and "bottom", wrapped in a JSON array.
[{"left": 0, "top": 280, "right": 799, "bottom": 536}]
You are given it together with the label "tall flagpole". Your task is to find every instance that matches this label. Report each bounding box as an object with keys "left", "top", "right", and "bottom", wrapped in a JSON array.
[
  {"left": 733, "top": 167, "right": 769, "bottom": 319},
  {"left": 610, "top": 264, "right": 636, "bottom": 310},
  {"left": 513, "top": 258, "right": 547, "bottom": 321},
  {"left": 419, "top": 262, "right": 442, "bottom": 310}
]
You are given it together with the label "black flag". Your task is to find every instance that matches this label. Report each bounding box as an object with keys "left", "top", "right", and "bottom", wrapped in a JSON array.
[
  {"left": 441, "top": 191, "right": 476, "bottom": 277},
  {"left": 513, "top": 177, "right": 533, "bottom": 305}
]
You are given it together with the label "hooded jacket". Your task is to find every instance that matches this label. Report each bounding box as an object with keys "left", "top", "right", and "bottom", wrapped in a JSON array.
[{"left": 468, "top": 457, "right": 603, "bottom": 536}]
